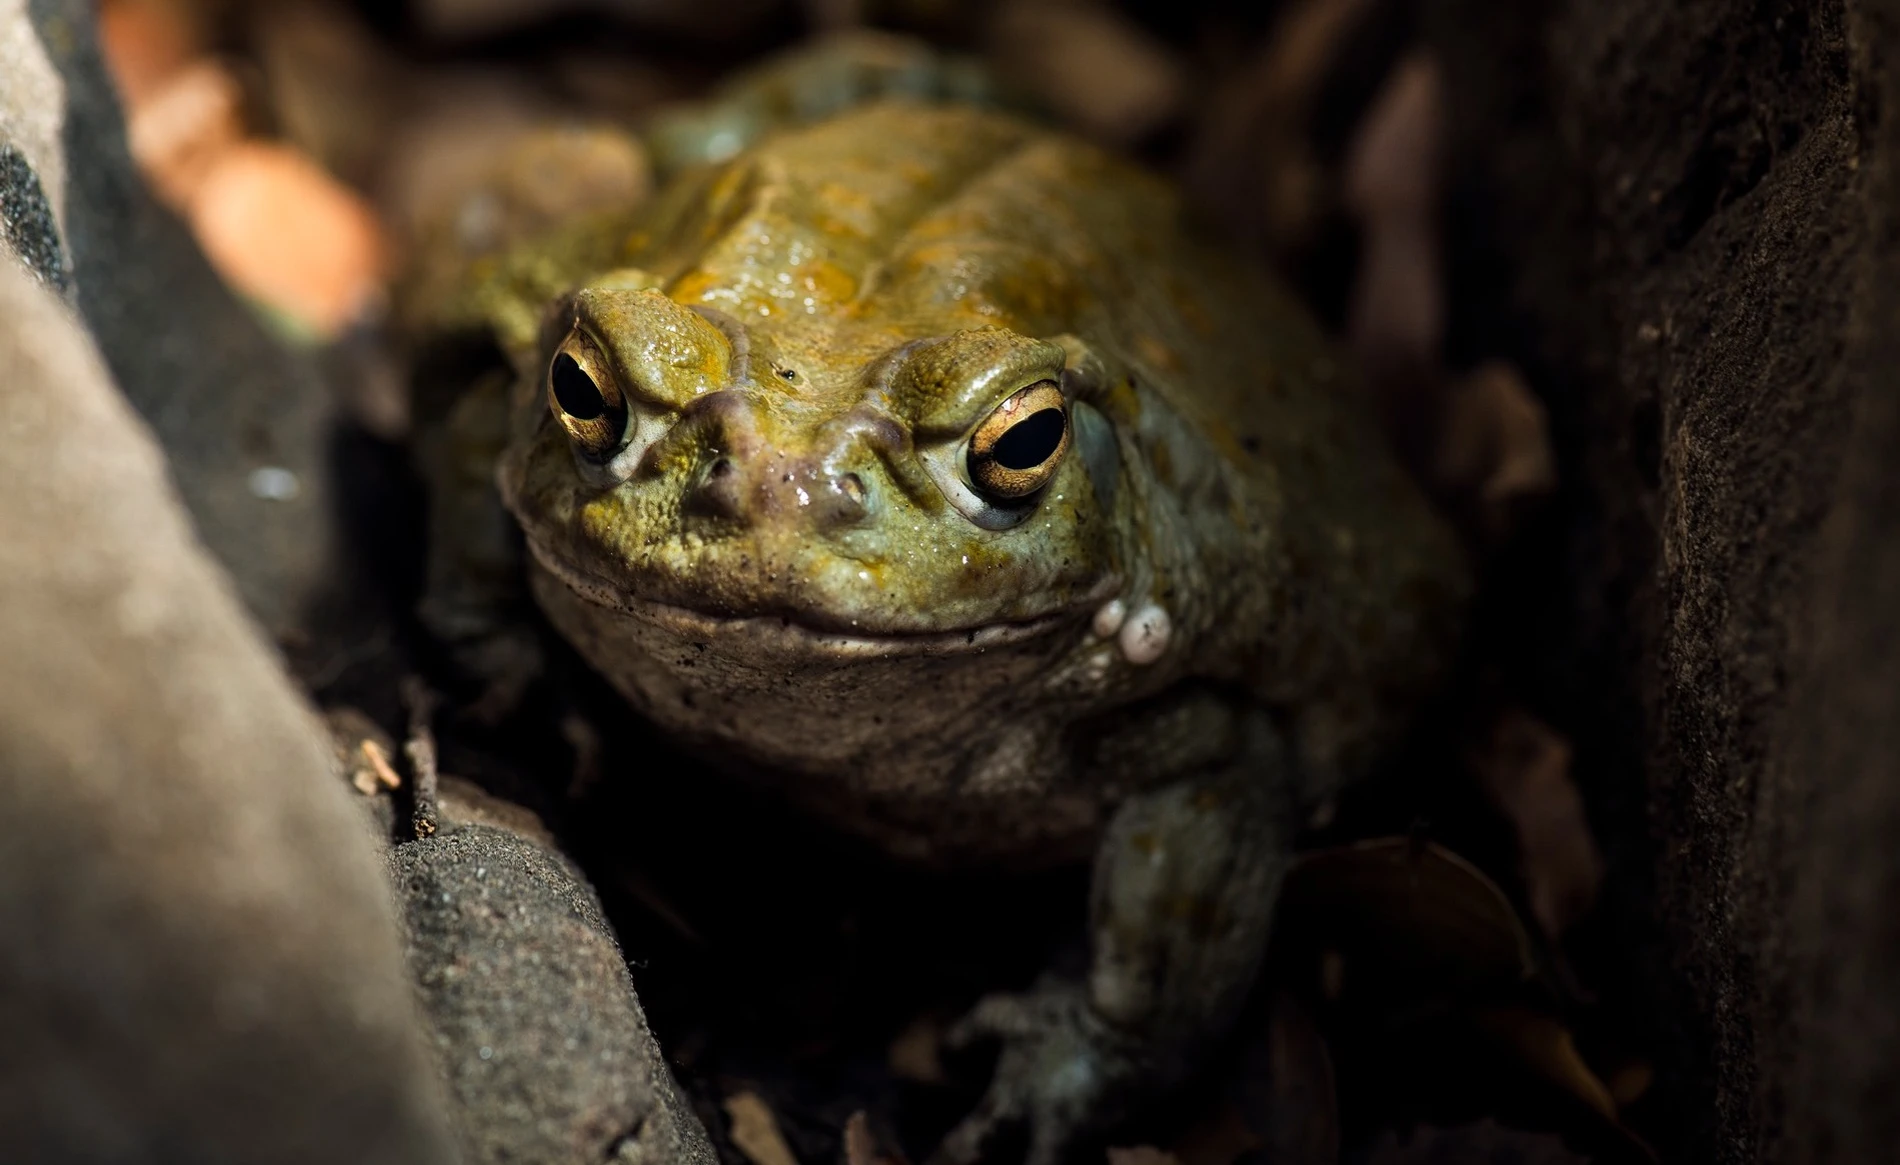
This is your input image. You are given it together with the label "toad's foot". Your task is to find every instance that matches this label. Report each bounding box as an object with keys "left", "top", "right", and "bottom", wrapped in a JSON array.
[
  {"left": 934, "top": 741, "right": 1300, "bottom": 1165},
  {"left": 930, "top": 981, "right": 1152, "bottom": 1165}
]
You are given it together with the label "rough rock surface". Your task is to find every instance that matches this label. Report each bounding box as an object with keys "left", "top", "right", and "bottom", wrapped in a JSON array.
[
  {"left": 19, "top": 0, "right": 342, "bottom": 642},
  {"left": 1426, "top": 1, "right": 1900, "bottom": 1162},
  {"left": 0, "top": 257, "right": 457, "bottom": 1164},
  {"left": 0, "top": 142, "right": 66, "bottom": 289},
  {"left": 389, "top": 824, "right": 718, "bottom": 1165}
]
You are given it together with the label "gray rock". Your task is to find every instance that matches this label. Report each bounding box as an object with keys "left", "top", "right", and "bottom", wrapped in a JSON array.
[
  {"left": 0, "top": 258, "right": 458, "bottom": 1164},
  {"left": 389, "top": 825, "right": 717, "bottom": 1165},
  {"left": 1425, "top": 2, "right": 1900, "bottom": 1162},
  {"left": 17, "top": 0, "right": 342, "bottom": 642}
]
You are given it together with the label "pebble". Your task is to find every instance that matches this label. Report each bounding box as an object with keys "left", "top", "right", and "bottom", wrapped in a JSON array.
[{"left": 248, "top": 465, "right": 302, "bottom": 501}]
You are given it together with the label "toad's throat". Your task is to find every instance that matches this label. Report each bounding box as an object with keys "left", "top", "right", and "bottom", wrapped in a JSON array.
[{"left": 523, "top": 535, "right": 1108, "bottom": 657}]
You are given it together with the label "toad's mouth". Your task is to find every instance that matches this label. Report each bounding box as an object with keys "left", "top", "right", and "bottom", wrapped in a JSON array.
[{"left": 524, "top": 538, "right": 1112, "bottom": 659}]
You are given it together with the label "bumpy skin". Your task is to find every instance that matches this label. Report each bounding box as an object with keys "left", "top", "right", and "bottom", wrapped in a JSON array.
[{"left": 414, "top": 100, "right": 1466, "bottom": 1164}]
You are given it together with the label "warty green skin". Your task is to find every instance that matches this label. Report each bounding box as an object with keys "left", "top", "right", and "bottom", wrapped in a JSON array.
[{"left": 420, "top": 100, "right": 1467, "bottom": 1163}]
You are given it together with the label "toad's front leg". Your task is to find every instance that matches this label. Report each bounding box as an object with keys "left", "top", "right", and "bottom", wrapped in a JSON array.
[{"left": 932, "top": 741, "right": 1298, "bottom": 1165}]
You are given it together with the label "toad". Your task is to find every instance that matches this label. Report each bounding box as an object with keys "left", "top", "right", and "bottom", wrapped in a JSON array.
[{"left": 408, "top": 77, "right": 1467, "bottom": 1165}]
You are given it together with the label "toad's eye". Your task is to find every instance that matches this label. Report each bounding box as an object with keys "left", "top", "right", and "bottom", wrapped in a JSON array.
[
  {"left": 966, "top": 380, "right": 1071, "bottom": 502},
  {"left": 547, "top": 335, "right": 627, "bottom": 460}
]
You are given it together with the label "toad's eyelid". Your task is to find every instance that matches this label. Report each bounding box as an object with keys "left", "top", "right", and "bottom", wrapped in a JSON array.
[
  {"left": 913, "top": 377, "right": 1067, "bottom": 448},
  {"left": 911, "top": 389, "right": 1045, "bottom": 446},
  {"left": 912, "top": 372, "right": 1070, "bottom": 447},
  {"left": 563, "top": 287, "right": 735, "bottom": 408},
  {"left": 898, "top": 335, "right": 1068, "bottom": 434},
  {"left": 559, "top": 326, "right": 673, "bottom": 413}
]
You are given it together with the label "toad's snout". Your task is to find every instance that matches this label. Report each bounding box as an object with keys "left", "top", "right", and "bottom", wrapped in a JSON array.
[
  {"left": 675, "top": 389, "right": 899, "bottom": 537},
  {"left": 683, "top": 453, "right": 870, "bottom": 532}
]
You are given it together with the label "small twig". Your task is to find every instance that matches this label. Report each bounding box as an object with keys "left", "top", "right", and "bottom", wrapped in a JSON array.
[
  {"left": 402, "top": 677, "right": 441, "bottom": 840},
  {"left": 359, "top": 738, "right": 403, "bottom": 790}
]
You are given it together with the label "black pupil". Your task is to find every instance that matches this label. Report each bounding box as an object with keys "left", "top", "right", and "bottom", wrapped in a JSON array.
[
  {"left": 991, "top": 408, "right": 1065, "bottom": 470},
  {"left": 551, "top": 353, "right": 605, "bottom": 420}
]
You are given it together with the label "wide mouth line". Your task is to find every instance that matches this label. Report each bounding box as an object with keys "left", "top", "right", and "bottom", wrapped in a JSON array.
[
  {"left": 622, "top": 596, "right": 1070, "bottom": 648},
  {"left": 524, "top": 538, "right": 1104, "bottom": 653}
]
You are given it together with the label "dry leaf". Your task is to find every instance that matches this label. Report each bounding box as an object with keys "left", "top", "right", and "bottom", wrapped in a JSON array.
[
  {"left": 1469, "top": 1008, "right": 1659, "bottom": 1158},
  {"left": 842, "top": 1111, "right": 906, "bottom": 1165},
  {"left": 190, "top": 140, "right": 389, "bottom": 337},
  {"left": 97, "top": 0, "right": 201, "bottom": 107},
  {"left": 1344, "top": 53, "right": 1446, "bottom": 419},
  {"left": 1468, "top": 709, "right": 1602, "bottom": 937},
  {"left": 1432, "top": 364, "right": 1559, "bottom": 541},
  {"left": 1278, "top": 838, "right": 1539, "bottom": 1003},
  {"left": 1234, "top": 991, "right": 1338, "bottom": 1165},
  {"left": 1185, "top": 0, "right": 1378, "bottom": 253},
  {"left": 1343, "top": 53, "right": 1443, "bottom": 220},
  {"left": 1472, "top": 1007, "right": 1616, "bottom": 1122},
  {"left": 843, "top": 1111, "right": 878, "bottom": 1165},
  {"left": 124, "top": 59, "right": 246, "bottom": 210},
  {"left": 248, "top": 0, "right": 410, "bottom": 188},
  {"left": 887, "top": 1013, "right": 949, "bottom": 1085},
  {"left": 989, "top": 5, "right": 1185, "bottom": 146},
  {"left": 725, "top": 1091, "right": 800, "bottom": 1165},
  {"left": 1340, "top": 57, "right": 1556, "bottom": 540}
]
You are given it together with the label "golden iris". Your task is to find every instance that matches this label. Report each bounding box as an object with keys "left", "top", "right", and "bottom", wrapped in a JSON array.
[
  {"left": 546, "top": 331, "right": 627, "bottom": 460},
  {"left": 966, "top": 380, "right": 1070, "bottom": 502}
]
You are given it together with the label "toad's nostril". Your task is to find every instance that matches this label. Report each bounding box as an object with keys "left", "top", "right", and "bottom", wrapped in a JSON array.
[
  {"left": 684, "top": 455, "right": 745, "bottom": 522},
  {"left": 805, "top": 470, "right": 870, "bottom": 531}
]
